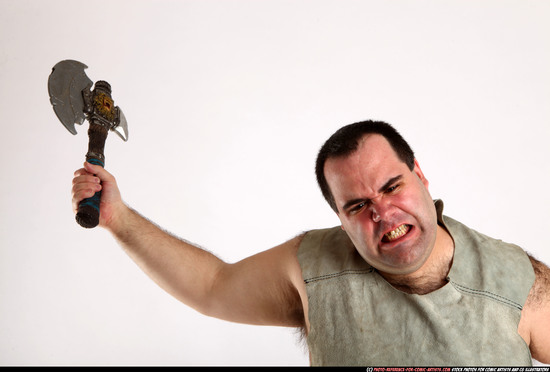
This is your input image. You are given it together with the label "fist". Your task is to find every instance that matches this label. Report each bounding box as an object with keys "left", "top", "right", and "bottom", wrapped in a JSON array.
[{"left": 72, "top": 162, "right": 123, "bottom": 228}]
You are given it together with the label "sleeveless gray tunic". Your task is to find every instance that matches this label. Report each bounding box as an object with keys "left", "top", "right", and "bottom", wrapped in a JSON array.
[{"left": 297, "top": 200, "right": 535, "bottom": 366}]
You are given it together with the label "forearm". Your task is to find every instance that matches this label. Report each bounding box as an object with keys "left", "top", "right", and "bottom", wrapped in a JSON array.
[
  {"left": 107, "top": 204, "right": 226, "bottom": 314},
  {"left": 72, "top": 164, "right": 305, "bottom": 327},
  {"left": 73, "top": 163, "right": 229, "bottom": 316}
]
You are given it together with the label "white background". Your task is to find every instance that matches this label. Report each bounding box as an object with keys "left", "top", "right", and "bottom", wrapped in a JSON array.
[{"left": 1, "top": 0, "right": 549, "bottom": 366}]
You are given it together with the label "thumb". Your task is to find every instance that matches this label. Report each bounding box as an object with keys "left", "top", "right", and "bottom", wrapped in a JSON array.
[
  {"left": 83, "top": 162, "right": 118, "bottom": 192},
  {"left": 84, "top": 161, "right": 110, "bottom": 180}
]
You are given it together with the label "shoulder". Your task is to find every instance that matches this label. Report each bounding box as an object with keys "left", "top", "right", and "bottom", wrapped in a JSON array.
[
  {"left": 526, "top": 254, "right": 550, "bottom": 307},
  {"left": 299, "top": 226, "right": 355, "bottom": 253},
  {"left": 297, "top": 227, "right": 351, "bottom": 267},
  {"left": 443, "top": 215, "right": 535, "bottom": 308},
  {"left": 297, "top": 227, "right": 372, "bottom": 283},
  {"left": 521, "top": 254, "right": 550, "bottom": 363}
]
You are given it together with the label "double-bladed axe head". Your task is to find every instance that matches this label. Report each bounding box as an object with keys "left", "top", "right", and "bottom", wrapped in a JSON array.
[
  {"left": 48, "top": 59, "right": 128, "bottom": 141},
  {"left": 48, "top": 59, "right": 129, "bottom": 228}
]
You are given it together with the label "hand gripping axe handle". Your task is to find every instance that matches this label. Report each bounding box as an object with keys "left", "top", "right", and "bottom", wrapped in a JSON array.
[{"left": 48, "top": 60, "right": 129, "bottom": 228}]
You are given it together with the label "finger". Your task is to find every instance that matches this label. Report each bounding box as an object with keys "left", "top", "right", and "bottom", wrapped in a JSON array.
[
  {"left": 74, "top": 168, "right": 91, "bottom": 177},
  {"left": 72, "top": 183, "right": 102, "bottom": 208},
  {"left": 72, "top": 187, "right": 101, "bottom": 213},
  {"left": 72, "top": 179, "right": 102, "bottom": 202},
  {"left": 72, "top": 180, "right": 102, "bottom": 195},
  {"left": 72, "top": 173, "right": 100, "bottom": 186},
  {"left": 83, "top": 162, "right": 114, "bottom": 182}
]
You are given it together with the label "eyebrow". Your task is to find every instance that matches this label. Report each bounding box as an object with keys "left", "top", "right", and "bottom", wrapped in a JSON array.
[{"left": 341, "top": 175, "right": 403, "bottom": 212}]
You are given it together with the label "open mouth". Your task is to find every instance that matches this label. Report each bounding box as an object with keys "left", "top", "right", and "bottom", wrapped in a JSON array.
[{"left": 381, "top": 224, "right": 411, "bottom": 243}]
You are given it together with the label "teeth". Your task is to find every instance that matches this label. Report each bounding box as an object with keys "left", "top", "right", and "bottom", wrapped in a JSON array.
[{"left": 384, "top": 225, "right": 409, "bottom": 241}]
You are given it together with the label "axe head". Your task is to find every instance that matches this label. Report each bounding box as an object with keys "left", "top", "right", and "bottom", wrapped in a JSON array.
[
  {"left": 115, "top": 108, "right": 129, "bottom": 142},
  {"left": 48, "top": 60, "right": 93, "bottom": 135}
]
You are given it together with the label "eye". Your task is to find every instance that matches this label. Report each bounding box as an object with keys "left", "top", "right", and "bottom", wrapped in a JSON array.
[
  {"left": 349, "top": 202, "right": 366, "bottom": 214},
  {"left": 386, "top": 184, "right": 400, "bottom": 193}
]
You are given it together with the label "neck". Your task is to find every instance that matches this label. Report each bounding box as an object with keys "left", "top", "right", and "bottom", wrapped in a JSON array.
[{"left": 379, "top": 225, "right": 455, "bottom": 295}]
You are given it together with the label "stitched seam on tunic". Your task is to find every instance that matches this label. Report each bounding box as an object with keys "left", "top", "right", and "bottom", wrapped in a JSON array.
[
  {"left": 304, "top": 269, "right": 374, "bottom": 284},
  {"left": 450, "top": 281, "right": 522, "bottom": 310}
]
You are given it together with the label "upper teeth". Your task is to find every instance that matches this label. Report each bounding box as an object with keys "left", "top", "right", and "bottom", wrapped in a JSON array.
[{"left": 385, "top": 225, "right": 408, "bottom": 241}]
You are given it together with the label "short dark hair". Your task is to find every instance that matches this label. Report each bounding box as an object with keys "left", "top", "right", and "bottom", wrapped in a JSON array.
[{"left": 315, "top": 120, "right": 415, "bottom": 213}]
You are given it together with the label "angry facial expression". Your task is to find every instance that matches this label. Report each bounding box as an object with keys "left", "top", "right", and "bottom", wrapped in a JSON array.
[{"left": 324, "top": 134, "right": 438, "bottom": 275}]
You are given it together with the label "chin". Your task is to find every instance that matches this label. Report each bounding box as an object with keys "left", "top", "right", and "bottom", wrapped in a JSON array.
[
  {"left": 383, "top": 261, "right": 426, "bottom": 276},
  {"left": 378, "top": 247, "right": 434, "bottom": 276}
]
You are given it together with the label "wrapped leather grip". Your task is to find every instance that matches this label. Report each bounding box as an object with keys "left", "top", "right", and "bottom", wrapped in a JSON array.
[{"left": 76, "top": 124, "right": 108, "bottom": 228}]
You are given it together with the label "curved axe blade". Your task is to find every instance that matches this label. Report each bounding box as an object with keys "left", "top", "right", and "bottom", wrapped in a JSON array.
[
  {"left": 48, "top": 60, "right": 93, "bottom": 135},
  {"left": 114, "top": 107, "right": 129, "bottom": 141}
]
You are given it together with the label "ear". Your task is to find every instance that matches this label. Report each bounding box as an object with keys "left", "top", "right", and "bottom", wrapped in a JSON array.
[{"left": 413, "top": 159, "right": 429, "bottom": 189}]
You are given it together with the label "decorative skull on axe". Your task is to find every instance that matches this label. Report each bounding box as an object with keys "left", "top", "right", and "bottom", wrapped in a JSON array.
[{"left": 48, "top": 60, "right": 129, "bottom": 228}]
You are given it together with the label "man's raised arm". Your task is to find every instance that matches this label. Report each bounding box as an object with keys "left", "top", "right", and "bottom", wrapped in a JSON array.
[{"left": 72, "top": 162, "right": 308, "bottom": 328}]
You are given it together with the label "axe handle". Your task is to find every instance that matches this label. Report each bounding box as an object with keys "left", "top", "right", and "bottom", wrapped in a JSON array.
[{"left": 76, "top": 123, "right": 108, "bottom": 228}]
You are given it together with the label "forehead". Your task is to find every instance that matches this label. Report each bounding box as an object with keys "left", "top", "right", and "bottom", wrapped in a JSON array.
[{"left": 324, "top": 134, "right": 407, "bottom": 196}]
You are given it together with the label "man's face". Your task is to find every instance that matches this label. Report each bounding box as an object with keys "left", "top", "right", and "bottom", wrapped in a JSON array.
[{"left": 324, "top": 134, "right": 438, "bottom": 275}]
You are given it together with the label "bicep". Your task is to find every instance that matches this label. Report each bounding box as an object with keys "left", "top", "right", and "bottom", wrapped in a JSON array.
[
  {"left": 203, "top": 234, "right": 307, "bottom": 328},
  {"left": 525, "top": 254, "right": 550, "bottom": 363}
]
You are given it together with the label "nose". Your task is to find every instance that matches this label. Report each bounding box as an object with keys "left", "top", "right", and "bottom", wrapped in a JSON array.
[
  {"left": 371, "top": 206, "right": 381, "bottom": 222},
  {"left": 369, "top": 198, "right": 391, "bottom": 223}
]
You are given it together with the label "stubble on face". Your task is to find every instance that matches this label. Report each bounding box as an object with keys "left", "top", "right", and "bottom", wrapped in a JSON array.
[{"left": 324, "top": 134, "right": 443, "bottom": 281}]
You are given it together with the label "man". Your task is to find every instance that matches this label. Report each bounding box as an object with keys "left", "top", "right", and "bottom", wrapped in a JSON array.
[{"left": 72, "top": 120, "right": 549, "bottom": 365}]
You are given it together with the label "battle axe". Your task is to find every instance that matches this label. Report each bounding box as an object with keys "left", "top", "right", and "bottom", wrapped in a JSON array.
[{"left": 48, "top": 60, "right": 128, "bottom": 228}]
